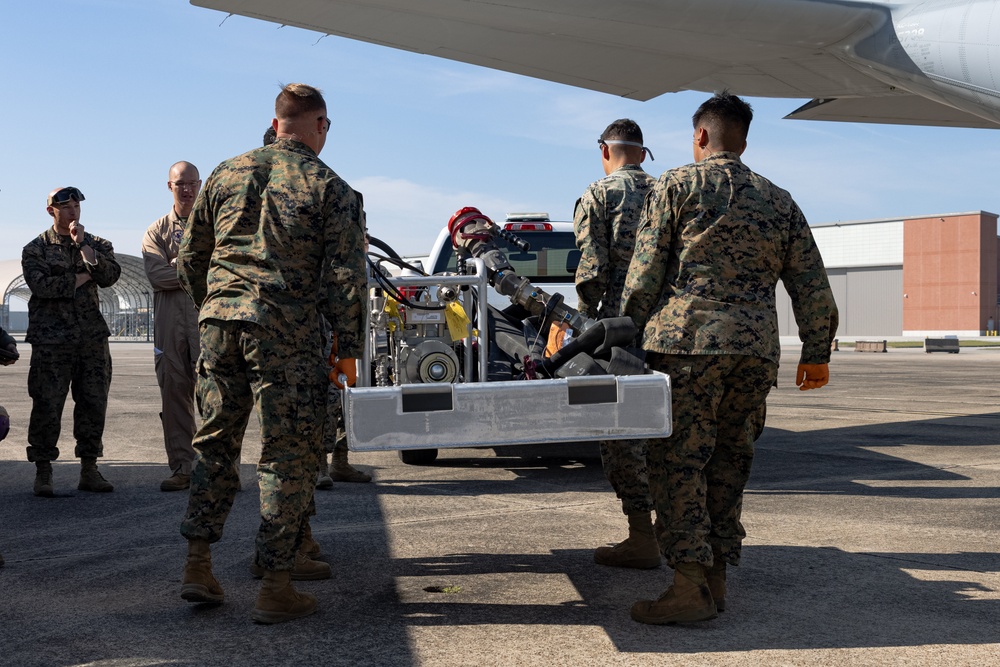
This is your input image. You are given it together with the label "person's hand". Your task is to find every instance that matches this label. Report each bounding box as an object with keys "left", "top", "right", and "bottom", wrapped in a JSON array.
[
  {"left": 795, "top": 363, "right": 829, "bottom": 391},
  {"left": 75, "top": 272, "right": 92, "bottom": 289},
  {"left": 330, "top": 358, "right": 357, "bottom": 389},
  {"left": 0, "top": 343, "right": 16, "bottom": 366},
  {"left": 69, "top": 221, "right": 85, "bottom": 245}
]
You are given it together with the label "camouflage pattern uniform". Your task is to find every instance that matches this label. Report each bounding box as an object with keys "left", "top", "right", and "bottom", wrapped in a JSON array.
[
  {"left": 21, "top": 228, "right": 121, "bottom": 462},
  {"left": 573, "top": 164, "right": 655, "bottom": 516},
  {"left": 622, "top": 152, "right": 838, "bottom": 569},
  {"left": 319, "top": 319, "right": 349, "bottom": 458},
  {"left": 0, "top": 327, "right": 15, "bottom": 442},
  {"left": 177, "top": 138, "right": 367, "bottom": 572}
]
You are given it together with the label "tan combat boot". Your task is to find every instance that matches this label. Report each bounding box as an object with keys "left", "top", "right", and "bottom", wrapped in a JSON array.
[
  {"left": 630, "top": 562, "right": 718, "bottom": 625},
  {"left": 250, "top": 550, "right": 331, "bottom": 580},
  {"left": 329, "top": 448, "right": 371, "bottom": 483},
  {"left": 707, "top": 559, "right": 727, "bottom": 612},
  {"left": 160, "top": 470, "right": 191, "bottom": 492},
  {"left": 78, "top": 458, "right": 113, "bottom": 493},
  {"left": 316, "top": 457, "right": 334, "bottom": 490},
  {"left": 180, "top": 539, "right": 224, "bottom": 603},
  {"left": 34, "top": 461, "right": 54, "bottom": 498},
  {"left": 594, "top": 512, "right": 661, "bottom": 569},
  {"left": 251, "top": 570, "right": 318, "bottom": 624},
  {"left": 300, "top": 520, "right": 322, "bottom": 560}
]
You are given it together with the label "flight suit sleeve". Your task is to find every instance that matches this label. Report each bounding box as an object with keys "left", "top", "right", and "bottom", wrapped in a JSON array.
[
  {"left": 573, "top": 186, "right": 609, "bottom": 319},
  {"left": 142, "top": 222, "right": 181, "bottom": 291},
  {"left": 780, "top": 203, "right": 839, "bottom": 365},
  {"left": 622, "top": 178, "right": 673, "bottom": 335}
]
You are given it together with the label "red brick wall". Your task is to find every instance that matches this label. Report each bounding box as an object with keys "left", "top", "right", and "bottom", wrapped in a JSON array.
[{"left": 903, "top": 213, "right": 996, "bottom": 333}]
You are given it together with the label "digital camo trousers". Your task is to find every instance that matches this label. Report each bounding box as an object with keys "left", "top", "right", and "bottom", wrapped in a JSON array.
[
  {"left": 323, "top": 385, "right": 348, "bottom": 455},
  {"left": 643, "top": 353, "right": 777, "bottom": 569},
  {"left": 179, "top": 320, "right": 327, "bottom": 571},
  {"left": 26, "top": 340, "right": 112, "bottom": 462},
  {"left": 600, "top": 439, "right": 653, "bottom": 515}
]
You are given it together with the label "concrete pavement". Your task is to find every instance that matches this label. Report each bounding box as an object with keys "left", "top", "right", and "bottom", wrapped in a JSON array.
[{"left": 1, "top": 343, "right": 999, "bottom": 666}]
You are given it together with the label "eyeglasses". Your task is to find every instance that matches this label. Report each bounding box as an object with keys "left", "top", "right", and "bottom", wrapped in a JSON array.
[
  {"left": 320, "top": 116, "right": 331, "bottom": 132},
  {"left": 170, "top": 180, "right": 202, "bottom": 190},
  {"left": 48, "top": 187, "right": 85, "bottom": 207},
  {"left": 597, "top": 139, "right": 655, "bottom": 161}
]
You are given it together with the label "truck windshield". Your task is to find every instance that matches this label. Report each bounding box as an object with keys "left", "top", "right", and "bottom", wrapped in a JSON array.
[{"left": 433, "top": 231, "right": 579, "bottom": 283}]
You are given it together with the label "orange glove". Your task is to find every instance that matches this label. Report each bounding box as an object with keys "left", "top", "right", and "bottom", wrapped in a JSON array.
[
  {"left": 795, "top": 363, "right": 829, "bottom": 391},
  {"left": 328, "top": 334, "right": 357, "bottom": 389},
  {"left": 330, "top": 358, "right": 357, "bottom": 389}
]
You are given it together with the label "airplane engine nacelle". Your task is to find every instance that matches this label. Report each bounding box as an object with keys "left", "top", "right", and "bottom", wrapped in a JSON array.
[{"left": 892, "top": 0, "right": 1000, "bottom": 114}]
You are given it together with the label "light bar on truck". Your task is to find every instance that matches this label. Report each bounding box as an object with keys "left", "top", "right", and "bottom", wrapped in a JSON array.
[
  {"left": 504, "top": 222, "right": 553, "bottom": 231},
  {"left": 505, "top": 212, "right": 550, "bottom": 222}
]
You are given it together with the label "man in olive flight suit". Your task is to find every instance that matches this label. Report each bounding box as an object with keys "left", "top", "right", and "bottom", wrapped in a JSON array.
[{"left": 142, "top": 161, "right": 202, "bottom": 492}]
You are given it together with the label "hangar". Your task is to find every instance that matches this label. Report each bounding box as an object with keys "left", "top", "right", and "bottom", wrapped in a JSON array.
[
  {"left": 1, "top": 255, "right": 154, "bottom": 341},
  {"left": 777, "top": 211, "right": 1000, "bottom": 337}
]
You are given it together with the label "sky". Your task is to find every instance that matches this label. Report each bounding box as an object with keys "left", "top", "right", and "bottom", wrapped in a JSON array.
[{"left": 2, "top": 0, "right": 999, "bottom": 265}]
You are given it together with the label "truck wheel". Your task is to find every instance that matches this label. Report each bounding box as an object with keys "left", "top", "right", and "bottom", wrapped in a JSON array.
[{"left": 398, "top": 449, "right": 439, "bottom": 465}]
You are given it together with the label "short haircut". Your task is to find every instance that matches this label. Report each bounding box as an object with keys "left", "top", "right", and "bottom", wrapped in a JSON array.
[
  {"left": 692, "top": 91, "right": 753, "bottom": 142},
  {"left": 263, "top": 126, "right": 277, "bottom": 146},
  {"left": 600, "top": 119, "right": 643, "bottom": 144},
  {"left": 275, "top": 83, "right": 326, "bottom": 121}
]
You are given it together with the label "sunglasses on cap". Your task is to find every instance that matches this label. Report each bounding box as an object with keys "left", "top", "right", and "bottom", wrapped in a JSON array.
[{"left": 48, "top": 187, "right": 86, "bottom": 207}]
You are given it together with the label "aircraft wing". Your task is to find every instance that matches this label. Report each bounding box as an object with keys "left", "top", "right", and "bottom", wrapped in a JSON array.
[
  {"left": 192, "top": 0, "right": 894, "bottom": 100},
  {"left": 192, "top": 0, "right": 1000, "bottom": 128},
  {"left": 785, "top": 96, "right": 1000, "bottom": 129}
]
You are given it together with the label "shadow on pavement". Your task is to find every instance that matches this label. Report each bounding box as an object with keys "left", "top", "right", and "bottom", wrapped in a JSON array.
[{"left": 391, "top": 545, "right": 1000, "bottom": 653}]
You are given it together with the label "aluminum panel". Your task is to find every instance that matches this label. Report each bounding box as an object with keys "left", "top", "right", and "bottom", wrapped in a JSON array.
[{"left": 344, "top": 372, "right": 671, "bottom": 452}]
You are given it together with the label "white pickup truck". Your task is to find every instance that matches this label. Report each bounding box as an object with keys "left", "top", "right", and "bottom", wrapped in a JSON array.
[
  {"left": 344, "top": 212, "right": 671, "bottom": 464},
  {"left": 424, "top": 214, "right": 580, "bottom": 311}
]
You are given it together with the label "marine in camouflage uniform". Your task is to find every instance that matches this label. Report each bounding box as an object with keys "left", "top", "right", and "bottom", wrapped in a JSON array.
[
  {"left": 177, "top": 84, "right": 366, "bottom": 623},
  {"left": 622, "top": 93, "right": 838, "bottom": 624},
  {"left": 316, "top": 317, "right": 372, "bottom": 488},
  {"left": 261, "top": 128, "right": 371, "bottom": 498},
  {"left": 574, "top": 119, "right": 659, "bottom": 569},
  {"left": 22, "top": 187, "right": 121, "bottom": 497},
  {"left": 0, "top": 326, "right": 17, "bottom": 567}
]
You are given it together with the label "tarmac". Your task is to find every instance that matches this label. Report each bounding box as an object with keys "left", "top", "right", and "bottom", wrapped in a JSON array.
[{"left": 1, "top": 342, "right": 999, "bottom": 666}]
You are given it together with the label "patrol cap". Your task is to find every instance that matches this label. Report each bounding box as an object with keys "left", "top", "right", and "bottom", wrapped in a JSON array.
[{"left": 47, "top": 187, "right": 85, "bottom": 207}]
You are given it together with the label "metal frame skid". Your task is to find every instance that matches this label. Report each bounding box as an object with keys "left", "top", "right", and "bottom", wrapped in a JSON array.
[{"left": 344, "top": 220, "right": 672, "bottom": 454}]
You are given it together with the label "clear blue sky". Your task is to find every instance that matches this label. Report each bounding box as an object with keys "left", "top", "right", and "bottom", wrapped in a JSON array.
[{"left": 2, "top": 0, "right": 998, "bottom": 262}]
